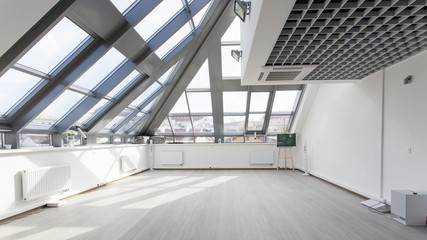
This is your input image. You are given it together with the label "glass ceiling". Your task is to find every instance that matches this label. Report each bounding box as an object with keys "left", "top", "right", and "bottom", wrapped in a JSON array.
[
  {"left": 155, "top": 22, "right": 192, "bottom": 59},
  {"left": 110, "top": 0, "right": 139, "bottom": 14}
]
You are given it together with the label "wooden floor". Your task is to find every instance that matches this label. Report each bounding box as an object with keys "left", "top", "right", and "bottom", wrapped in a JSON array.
[{"left": 1, "top": 170, "right": 426, "bottom": 240}]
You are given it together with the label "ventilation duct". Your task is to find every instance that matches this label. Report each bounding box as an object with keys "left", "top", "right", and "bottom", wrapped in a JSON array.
[{"left": 258, "top": 65, "right": 317, "bottom": 84}]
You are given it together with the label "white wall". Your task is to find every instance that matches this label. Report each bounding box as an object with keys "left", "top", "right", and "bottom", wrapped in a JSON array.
[
  {"left": 0, "top": 144, "right": 148, "bottom": 220},
  {"left": 297, "top": 49, "right": 427, "bottom": 202},
  {"left": 153, "top": 143, "right": 280, "bottom": 169},
  {"left": 382, "top": 50, "right": 427, "bottom": 200},
  {"left": 297, "top": 72, "right": 383, "bottom": 199}
]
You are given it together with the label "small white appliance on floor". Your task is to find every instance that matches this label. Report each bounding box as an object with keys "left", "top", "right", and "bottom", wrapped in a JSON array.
[{"left": 391, "top": 190, "right": 427, "bottom": 226}]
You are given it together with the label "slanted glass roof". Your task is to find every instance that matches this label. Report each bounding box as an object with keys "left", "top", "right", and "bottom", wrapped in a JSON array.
[
  {"left": 187, "top": 59, "right": 210, "bottom": 89},
  {"left": 107, "top": 70, "right": 140, "bottom": 98},
  {"left": 134, "top": 0, "right": 184, "bottom": 41},
  {"left": 110, "top": 0, "right": 139, "bottom": 14},
  {"left": 0, "top": 69, "right": 46, "bottom": 117},
  {"left": 17, "top": 17, "right": 90, "bottom": 75},
  {"left": 221, "top": 17, "right": 240, "bottom": 42},
  {"left": 170, "top": 93, "right": 189, "bottom": 114},
  {"left": 193, "top": 1, "right": 212, "bottom": 28},
  {"left": 72, "top": 48, "right": 127, "bottom": 90},
  {"left": 100, "top": 108, "right": 133, "bottom": 133},
  {"left": 130, "top": 82, "right": 162, "bottom": 107},
  {"left": 155, "top": 22, "right": 192, "bottom": 59},
  {"left": 27, "top": 90, "right": 85, "bottom": 130},
  {"left": 76, "top": 99, "right": 110, "bottom": 127},
  {"left": 187, "top": 92, "right": 212, "bottom": 114}
]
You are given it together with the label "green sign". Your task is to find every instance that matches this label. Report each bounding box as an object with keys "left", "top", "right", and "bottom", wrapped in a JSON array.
[{"left": 277, "top": 133, "right": 296, "bottom": 147}]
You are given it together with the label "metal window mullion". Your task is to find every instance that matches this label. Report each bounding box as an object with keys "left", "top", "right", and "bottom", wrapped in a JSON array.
[
  {"left": 262, "top": 89, "right": 276, "bottom": 135},
  {"left": 166, "top": 116, "right": 175, "bottom": 135},
  {"left": 244, "top": 89, "right": 251, "bottom": 133},
  {"left": 183, "top": 0, "right": 197, "bottom": 34},
  {"left": 11, "top": 64, "right": 52, "bottom": 80},
  {"left": 184, "top": 91, "right": 196, "bottom": 136}
]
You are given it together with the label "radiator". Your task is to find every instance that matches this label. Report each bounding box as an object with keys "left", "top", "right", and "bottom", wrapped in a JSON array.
[
  {"left": 120, "top": 155, "right": 138, "bottom": 172},
  {"left": 159, "top": 151, "right": 183, "bottom": 165},
  {"left": 249, "top": 150, "right": 274, "bottom": 165},
  {"left": 21, "top": 164, "right": 71, "bottom": 201}
]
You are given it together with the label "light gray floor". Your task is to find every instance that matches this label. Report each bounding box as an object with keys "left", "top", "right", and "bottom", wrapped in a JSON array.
[{"left": 1, "top": 170, "right": 426, "bottom": 240}]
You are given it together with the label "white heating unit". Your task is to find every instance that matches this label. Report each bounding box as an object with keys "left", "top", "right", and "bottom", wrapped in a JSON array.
[
  {"left": 249, "top": 150, "right": 274, "bottom": 165},
  {"left": 21, "top": 164, "right": 71, "bottom": 201},
  {"left": 159, "top": 151, "right": 183, "bottom": 165},
  {"left": 120, "top": 155, "right": 138, "bottom": 172}
]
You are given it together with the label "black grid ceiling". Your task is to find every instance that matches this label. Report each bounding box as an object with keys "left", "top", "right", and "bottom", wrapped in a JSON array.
[{"left": 266, "top": 0, "right": 427, "bottom": 80}]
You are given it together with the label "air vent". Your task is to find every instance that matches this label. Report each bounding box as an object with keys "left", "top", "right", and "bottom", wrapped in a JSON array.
[{"left": 258, "top": 65, "right": 317, "bottom": 83}]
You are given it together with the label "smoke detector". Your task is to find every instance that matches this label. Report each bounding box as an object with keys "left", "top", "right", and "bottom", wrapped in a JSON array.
[{"left": 258, "top": 65, "right": 317, "bottom": 83}]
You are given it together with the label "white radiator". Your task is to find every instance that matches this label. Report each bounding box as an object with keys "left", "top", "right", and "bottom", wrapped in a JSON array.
[
  {"left": 120, "top": 155, "right": 138, "bottom": 172},
  {"left": 159, "top": 151, "right": 183, "bottom": 165},
  {"left": 22, "top": 164, "right": 71, "bottom": 201},
  {"left": 249, "top": 150, "right": 274, "bottom": 165}
]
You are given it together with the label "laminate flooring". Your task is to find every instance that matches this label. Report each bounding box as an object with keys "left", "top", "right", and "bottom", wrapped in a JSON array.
[{"left": 1, "top": 170, "right": 426, "bottom": 240}]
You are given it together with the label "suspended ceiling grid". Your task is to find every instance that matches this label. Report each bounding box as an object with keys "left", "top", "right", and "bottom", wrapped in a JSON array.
[{"left": 267, "top": 0, "right": 427, "bottom": 81}]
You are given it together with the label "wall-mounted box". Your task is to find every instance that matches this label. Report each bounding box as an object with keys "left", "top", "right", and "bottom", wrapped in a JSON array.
[{"left": 391, "top": 190, "right": 427, "bottom": 226}]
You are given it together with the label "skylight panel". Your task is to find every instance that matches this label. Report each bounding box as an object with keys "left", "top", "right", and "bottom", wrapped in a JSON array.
[
  {"left": 223, "top": 92, "right": 247, "bottom": 113},
  {"left": 221, "top": 17, "right": 241, "bottom": 42},
  {"left": 247, "top": 114, "right": 265, "bottom": 131},
  {"left": 186, "top": 92, "right": 212, "bottom": 114},
  {"left": 249, "top": 92, "right": 269, "bottom": 112},
  {"left": 100, "top": 108, "right": 133, "bottom": 133},
  {"left": 192, "top": 116, "right": 214, "bottom": 134},
  {"left": 187, "top": 59, "right": 210, "bottom": 89},
  {"left": 27, "top": 90, "right": 85, "bottom": 130},
  {"left": 170, "top": 116, "right": 193, "bottom": 134},
  {"left": 221, "top": 45, "right": 241, "bottom": 78},
  {"left": 17, "top": 18, "right": 90, "bottom": 74},
  {"left": 117, "top": 112, "right": 144, "bottom": 133},
  {"left": 156, "top": 118, "right": 173, "bottom": 134},
  {"left": 155, "top": 22, "right": 192, "bottom": 59},
  {"left": 107, "top": 70, "right": 140, "bottom": 98},
  {"left": 170, "top": 93, "right": 189, "bottom": 114},
  {"left": 134, "top": 0, "right": 184, "bottom": 41},
  {"left": 192, "top": 1, "right": 212, "bottom": 28},
  {"left": 130, "top": 82, "right": 162, "bottom": 107},
  {"left": 110, "top": 0, "right": 138, "bottom": 14},
  {"left": 76, "top": 99, "right": 110, "bottom": 126},
  {"left": 272, "top": 91, "right": 299, "bottom": 113},
  {"left": 71, "top": 48, "right": 126, "bottom": 90},
  {"left": 224, "top": 116, "right": 245, "bottom": 133},
  {"left": 157, "top": 64, "right": 176, "bottom": 85},
  {"left": 267, "top": 115, "right": 290, "bottom": 133},
  {"left": 0, "top": 69, "right": 46, "bottom": 117}
]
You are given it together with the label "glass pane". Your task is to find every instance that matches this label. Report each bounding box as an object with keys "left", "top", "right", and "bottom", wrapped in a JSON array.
[
  {"left": 245, "top": 136, "right": 265, "bottom": 143},
  {"left": 266, "top": 136, "right": 277, "bottom": 143},
  {"left": 100, "top": 108, "right": 133, "bottom": 132},
  {"left": 170, "top": 116, "right": 193, "bottom": 134},
  {"left": 247, "top": 114, "right": 265, "bottom": 131},
  {"left": 107, "top": 70, "right": 140, "bottom": 98},
  {"left": 192, "top": 116, "right": 214, "bottom": 134},
  {"left": 193, "top": 1, "right": 211, "bottom": 27},
  {"left": 17, "top": 18, "right": 89, "bottom": 74},
  {"left": 272, "top": 91, "right": 299, "bottom": 113},
  {"left": 267, "top": 115, "right": 290, "bottom": 133},
  {"left": 72, "top": 48, "right": 126, "bottom": 90},
  {"left": 223, "top": 92, "right": 247, "bottom": 113},
  {"left": 110, "top": 0, "right": 138, "bottom": 13},
  {"left": 221, "top": 45, "right": 241, "bottom": 78},
  {"left": 28, "top": 90, "right": 85, "bottom": 129},
  {"left": 224, "top": 136, "right": 244, "bottom": 143},
  {"left": 158, "top": 64, "right": 176, "bottom": 85},
  {"left": 118, "top": 112, "right": 144, "bottom": 133},
  {"left": 97, "top": 136, "right": 110, "bottom": 144},
  {"left": 221, "top": 17, "right": 241, "bottom": 42},
  {"left": 130, "top": 82, "right": 161, "bottom": 107},
  {"left": 76, "top": 99, "right": 110, "bottom": 126},
  {"left": 113, "top": 137, "right": 122, "bottom": 144},
  {"left": 63, "top": 135, "right": 81, "bottom": 147},
  {"left": 174, "top": 136, "right": 194, "bottom": 143},
  {"left": 155, "top": 22, "right": 192, "bottom": 59},
  {"left": 156, "top": 118, "right": 172, "bottom": 134},
  {"left": 224, "top": 116, "right": 245, "bottom": 133},
  {"left": 250, "top": 92, "right": 269, "bottom": 112},
  {"left": 187, "top": 59, "right": 210, "bottom": 89},
  {"left": 170, "top": 93, "right": 189, "bottom": 114},
  {"left": 186, "top": 92, "right": 212, "bottom": 114},
  {"left": 0, "top": 69, "right": 45, "bottom": 116},
  {"left": 20, "top": 134, "right": 50, "bottom": 147},
  {"left": 134, "top": 0, "right": 184, "bottom": 40},
  {"left": 165, "top": 137, "right": 174, "bottom": 143},
  {"left": 195, "top": 136, "right": 214, "bottom": 143}
]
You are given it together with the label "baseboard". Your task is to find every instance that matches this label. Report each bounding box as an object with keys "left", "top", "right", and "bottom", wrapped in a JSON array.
[{"left": 154, "top": 168, "right": 300, "bottom": 170}]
